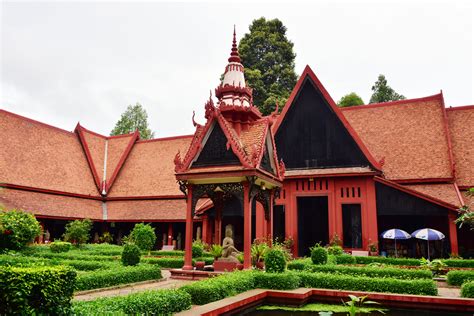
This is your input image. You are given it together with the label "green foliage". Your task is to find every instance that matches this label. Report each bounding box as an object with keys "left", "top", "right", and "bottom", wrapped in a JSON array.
[
  {"left": 251, "top": 240, "right": 269, "bottom": 265},
  {"left": 354, "top": 256, "right": 421, "bottom": 266},
  {"left": 305, "top": 264, "right": 432, "bottom": 280},
  {"left": 181, "top": 270, "right": 255, "bottom": 305},
  {"left": 334, "top": 254, "right": 357, "bottom": 264},
  {"left": 128, "top": 223, "right": 157, "bottom": 252},
  {"left": 287, "top": 258, "right": 312, "bottom": 270},
  {"left": 343, "top": 295, "right": 384, "bottom": 316},
  {"left": 254, "top": 272, "right": 301, "bottom": 290},
  {"left": 209, "top": 244, "right": 223, "bottom": 260},
  {"left": 447, "top": 270, "right": 474, "bottom": 286},
  {"left": 0, "top": 209, "right": 41, "bottom": 250},
  {"left": 443, "top": 259, "right": 474, "bottom": 268},
  {"left": 0, "top": 265, "right": 76, "bottom": 315},
  {"left": 142, "top": 257, "right": 191, "bottom": 268},
  {"left": 297, "top": 271, "right": 437, "bottom": 296},
  {"left": 239, "top": 17, "right": 297, "bottom": 115},
  {"left": 110, "top": 103, "right": 154, "bottom": 139},
  {"left": 192, "top": 240, "right": 204, "bottom": 258},
  {"left": 461, "top": 281, "right": 474, "bottom": 298},
  {"left": 326, "top": 245, "right": 344, "bottom": 256},
  {"left": 149, "top": 250, "right": 184, "bottom": 256},
  {"left": 0, "top": 254, "right": 109, "bottom": 270},
  {"left": 50, "top": 241, "right": 72, "bottom": 253},
  {"left": 337, "top": 92, "right": 364, "bottom": 107},
  {"left": 264, "top": 247, "right": 287, "bottom": 273},
  {"left": 420, "top": 258, "right": 447, "bottom": 276},
  {"left": 72, "top": 289, "right": 191, "bottom": 315},
  {"left": 63, "top": 219, "right": 92, "bottom": 246},
  {"left": 75, "top": 264, "right": 162, "bottom": 291},
  {"left": 369, "top": 74, "right": 406, "bottom": 104},
  {"left": 122, "top": 243, "right": 141, "bottom": 266},
  {"left": 456, "top": 188, "right": 474, "bottom": 229},
  {"left": 310, "top": 244, "right": 328, "bottom": 265},
  {"left": 99, "top": 231, "right": 114, "bottom": 244}
]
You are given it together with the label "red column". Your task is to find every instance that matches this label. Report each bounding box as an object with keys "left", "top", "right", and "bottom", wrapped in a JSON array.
[
  {"left": 255, "top": 202, "right": 265, "bottom": 240},
  {"left": 448, "top": 212, "right": 459, "bottom": 255},
  {"left": 183, "top": 185, "right": 194, "bottom": 270},
  {"left": 365, "top": 178, "right": 379, "bottom": 252},
  {"left": 167, "top": 223, "right": 173, "bottom": 246},
  {"left": 243, "top": 182, "right": 252, "bottom": 269},
  {"left": 266, "top": 190, "right": 274, "bottom": 244},
  {"left": 202, "top": 215, "right": 209, "bottom": 244},
  {"left": 214, "top": 206, "right": 222, "bottom": 245}
]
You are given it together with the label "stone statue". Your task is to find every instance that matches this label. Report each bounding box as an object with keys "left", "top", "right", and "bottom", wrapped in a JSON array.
[
  {"left": 221, "top": 224, "right": 240, "bottom": 263},
  {"left": 177, "top": 232, "right": 182, "bottom": 250},
  {"left": 196, "top": 227, "right": 201, "bottom": 241},
  {"left": 44, "top": 230, "right": 50, "bottom": 243}
]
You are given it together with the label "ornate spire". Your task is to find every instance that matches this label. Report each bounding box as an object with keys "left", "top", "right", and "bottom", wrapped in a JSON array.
[{"left": 228, "top": 25, "right": 241, "bottom": 63}]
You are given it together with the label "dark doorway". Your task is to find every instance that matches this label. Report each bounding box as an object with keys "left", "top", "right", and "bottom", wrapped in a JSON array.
[
  {"left": 297, "top": 196, "right": 329, "bottom": 257},
  {"left": 273, "top": 205, "right": 286, "bottom": 242},
  {"left": 342, "top": 204, "right": 362, "bottom": 249}
]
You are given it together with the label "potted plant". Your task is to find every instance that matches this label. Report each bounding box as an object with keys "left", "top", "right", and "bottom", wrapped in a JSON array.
[
  {"left": 251, "top": 240, "right": 268, "bottom": 269},
  {"left": 236, "top": 253, "right": 244, "bottom": 270},
  {"left": 209, "top": 244, "right": 223, "bottom": 262},
  {"left": 368, "top": 240, "right": 378, "bottom": 256}
]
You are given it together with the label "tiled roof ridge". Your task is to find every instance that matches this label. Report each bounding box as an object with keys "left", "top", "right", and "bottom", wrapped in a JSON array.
[
  {"left": 76, "top": 123, "right": 138, "bottom": 140},
  {"left": 446, "top": 104, "right": 474, "bottom": 111},
  {"left": 1, "top": 109, "right": 74, "bottom": 135},
  {"left": 341, "top": 93, "right": 443, "bottom": 112},
  {"left": 75, "top": 124, "right": 103, "bottom": 192},
  {"left": 439, "top": 90, "right": 456, "bottom": 180},
  {"left": 137, "top": 134, "right": 193, "bottom": 143}
]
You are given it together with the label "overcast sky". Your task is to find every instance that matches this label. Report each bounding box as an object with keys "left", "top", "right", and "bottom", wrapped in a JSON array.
[{"left": 1, "top": 1, "right": 473, "bottom": 138}]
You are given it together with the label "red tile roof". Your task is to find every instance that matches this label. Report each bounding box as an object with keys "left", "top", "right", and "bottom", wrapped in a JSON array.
[
  {"left": 108, "top": 136, "right": 192, "bottom": 197},
  {"left": 107, "top": 199, "right": 186, "bottom": 221},
  {"left": 342, "top": 94, "right": 454, "bottom": 181},
  {"left": 446, "top": 106, "right": 474, "bottom": 188},
  {"left": 0, "top": 110, "right": 99, "bottom": 196},
  {"left": 403, "top": 183, "right": 463, "bottom": 208},
  {"left": 461, "top": 190, "right": 474, "bottom": 208},
  {"left": 0, "top": 188, "right": 103, "bottom": 219}
]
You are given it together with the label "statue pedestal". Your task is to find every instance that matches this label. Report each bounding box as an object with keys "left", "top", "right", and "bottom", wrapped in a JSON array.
[{"left": 214, "top": 260, "right": 237, "bottom": 272}]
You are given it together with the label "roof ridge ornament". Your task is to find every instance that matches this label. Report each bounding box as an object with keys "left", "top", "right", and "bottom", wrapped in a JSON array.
[{"left": 228, "top": 25, "right": 241, "bottom": 63}]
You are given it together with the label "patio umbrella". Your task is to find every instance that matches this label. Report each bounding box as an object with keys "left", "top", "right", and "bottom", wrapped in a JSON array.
[
  {"left": 411, "top": 228, "right": 445, "bottom": 260},
  {"left": 380, "top": 229, "right": 411, "bottom": 257}
]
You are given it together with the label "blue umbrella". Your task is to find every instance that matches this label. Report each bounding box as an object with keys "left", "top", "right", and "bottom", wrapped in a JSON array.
[
  {"left": 381, "top": 229, "right": 411, "bottom": 257},
  {"left": 411, "top": 228, "right": 445, "bottom": 260}
]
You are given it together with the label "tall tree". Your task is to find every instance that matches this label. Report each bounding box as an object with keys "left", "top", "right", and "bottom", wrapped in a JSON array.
[
  {"left": 369, "top": 74, "right": 406, "bottom": 104},
  {"left": 337, "top": 92, "right": 364, "bottom": 107},
  {"left": 239, "top": 17, "right": 298, "bottom": 115},
  {"left": 110, "top": 103, "right": 154, "bottom": 139}
]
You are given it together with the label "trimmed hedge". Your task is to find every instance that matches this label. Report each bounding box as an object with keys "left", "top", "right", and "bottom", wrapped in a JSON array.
[
  {"left": 306, "top": 264, "right": 432, "bottom": 280},
  {"left": 311, "top": 246, "right": 328, "bottom": 265},
  {"left": 354, "top": 256, "right": 421, "bottom": 266},
  {"left": 122, "top": 244, "right": 141, "bottom": 266},
  {"left": 334, "top": 254, "right": 357, "bottom": 264},
  {"left": 0, "top": 255, "right": 109, "bottom": 271},
  {"left": 264, "top": 248, "right": 287, "bottom": 273},
  {"left": 149, "top": 250, "right": 185, "bottom": 256},
  {"left": 447, "top": 270, "right": 474, "bottom": 286},
  {"left": 50, "top": 241, "right": 72, "bottom": 253},
  {"left": 287, "top": 258, "right": 311, "bottom": 271},
  {"left": 461, "top": 281, "right": 474, "bottom": 298},
  {"left": 254, "top": 272, "right": 301, "bottom": 290},
  {"left": 72, "top": 289, "right": 191, "bottom": 315},
  {"left": 181, "top": 271, "right": 255, "bottom": 305},
  {"left": 443, "top": 259, "right": 474, "bottom": 268},
  {"left": 0, "top": 265, "right": 76, "bottom": 315},
  {"left": 75, "top": 264, "right": 162, "bottom": 291},
  {"left": 297, "top": 271, "right": 437, "bottom": 296},
  {"left": 142, "top": 257, "right": 191, "bottom": 268},
  {"left": 35, "top": 252, "right": 117, "bottom": 261}
]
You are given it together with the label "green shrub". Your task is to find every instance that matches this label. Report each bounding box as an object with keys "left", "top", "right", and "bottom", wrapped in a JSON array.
[
  {"left": 327, "top": 245, "right": 344, "bottom": 255},
  {"left": 306, "top": 264, "right": 432, "bottom": 280},
  {"left": 142, "top": 257, "right": 189, "bottom": 268},
  {"left": 298, "top": 271, "right": 437, "bottom": 296},
  {"left": 75, "top": 264, "right": 162, "bottom": 291},
  {"left": 443, "top": 259, "right": 474, "bottom": 268},
  {"left": 122, "top": 243, "right": 141, "bottom": 266},
  {"left": 334, "top": 254, "right": 357, "bottom": 264},
  {"left": 461, "top": 281, "right": 474, "bottom": 298},
  {"left": 311, "top": 245, "right": 328, "bottom": 265},
  {"left": 129, "top": 223, "right": 157, "bottom": 252},
  {"left": 264, "top": 247, "right": 287, "bottom": 273},
  {"left": 181, "top": 271, "right": 255, "bottom": 305},
  {"left": 192, "top": 241, "right": 204, "bottom": 258},
  {"left": 50, "top": 241, "right": 72, "bottom": 253},
  {"left": 63, "top": 219, "right": 92, "bottom": 246},
  {"left": 254, "top": 272, "right": 301, "bottom": 290},
  {"left": 287, "top": 258, "right": 312, "bottom": 270},
  {"left": 447, "top": 270, "right": 474, "bottom": 286},
  {"left": 35, "top": 252, "right": 117, "bottom": 261},
  {"left": 63, "top": 260, "right": 110, "bottom": 271},
  {"left": 195, "top": 256, "right": 214, "bottom": 265},
  {"left": 72, "top": 289, "right": 191, "bottom": 315},
  {"left": 0, "top": 254, "right": 108, "bottom": 270},
  {"left": 0, "top": 209, "right": 41, "bottom": 250},
  {"left": 354, "top": 256, "right": 420, "bottom": 266},
  {"left": 99, "top": 232, "right": 114, "bottom": 244},
  {"left": 0, "top": 265, "right": 76, "bottom": 315},
  {"left": 149, "top": 250, "right": 184, "bottom": 256}
]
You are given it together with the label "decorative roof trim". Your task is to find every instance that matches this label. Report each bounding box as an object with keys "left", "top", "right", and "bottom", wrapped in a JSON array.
[
  {"left": 393, "top": 177, "right": 455, "bottom": 184},
  {"left": 75, "top": 124, "right": 102, "bottom": 192},
  {"left": 0, "top": 183, "right": 103, "bottom": 200},
  {"left": 446, "top": 104, "right": 474, "bottom": 111},
  {"left": 136, "top": 134, "right": 193, "bottom": 143},
  {"left": 273, "top": 65, "right": 381, "bottom": 171},
  {"left": 341, "top": 93, "right": 443, "bottom": 111},
  {"left": 439, "top": 90, "right": 456, "bottom": 180}
]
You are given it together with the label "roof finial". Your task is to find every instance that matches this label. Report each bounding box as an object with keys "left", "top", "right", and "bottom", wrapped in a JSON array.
[{"left": 228, "top": 25, "right": 241, "bottom": 63}]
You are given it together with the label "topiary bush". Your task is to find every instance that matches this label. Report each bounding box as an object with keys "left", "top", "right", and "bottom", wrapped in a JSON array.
[
  {"left": 327, "top": 245, "right": 344, "bottom": 255},
  {"left": 192, "top": 241, "right": 204, "bottom": 258},
  {"left": 122, "top": 243, "right": 141, "bottom": 266},
  {"left": 461, "top": 281, "right": 474, "bottom": 298},
  {"left": 311, "top": 244, "right": 328, "bottom": 265},
  {"left": 264, "top": 247, "right": 287, "bottom": 273},
  {"left": 447, "top": 270, "right": 474, "bottom": 286},
  {"left": 63, "top": 219, "right": 92, "bottom": 246},
  {"left": 334, "top": 254, "right": 357, "bottom": 264},
  {"left": 0, "top": 265, "right": 76, "bottom": 315},
  {"left": 254, "top": 272, "right": 301, "bottom": 290},
  {"left": 49, "top": 241, "right": 72, "bottom": 253},
  {"left": 128, "top": 223, "right": 157, "bottom": 252},
  {"left": 0, "top": 209, "right": 41, "bottom": 250}
]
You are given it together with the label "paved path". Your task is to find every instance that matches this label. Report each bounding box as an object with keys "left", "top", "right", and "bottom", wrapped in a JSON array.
[
  {"left": 437, "top": 285, "right": 461, "bottom": 298},
  {"left": 73, "top": 270, "right": 193, "bottom": 301}
]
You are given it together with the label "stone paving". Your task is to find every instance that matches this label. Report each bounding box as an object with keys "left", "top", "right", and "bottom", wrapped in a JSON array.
[{"left": 73, "top": 270, "right": 193, "bottom": 301}]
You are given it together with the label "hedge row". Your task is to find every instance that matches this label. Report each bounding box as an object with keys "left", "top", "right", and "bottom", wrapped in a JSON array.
[
  {"left": 142, "top": 257, "right": 189, "bottom": 268},
  {"left": 306, "top": 264, "right": 432, "bottom": 280},
  {"left": 447, "top": 270, "right": 474, "bottom": 286},
  {"left": 254, "top": 272, "right": 301, "bottom": 290},
  {"left": 0, "top": 266, "right": 76, "bottom": 315},
  {"left": 461, "top": 281, "right": 474, "bottom": 298},
  {"left": 75, "top": 264, "right": 162, "bottom": 291},
  {"left": 297, "top": 272, "right": 437, "bottom": 296},
  {"left": 287, "top": 258, "right": 311, "bottom": 270},
  {"left": 353, "top": 256, "right": 421, "bottom": 266},
  {"left": 333, "top": 254, "right": 357, "bottom": 264},
  {"left": 36, "top": 252, "right": 117, "bottom": 261},
  {"left": 72, "top": 289, "right": 191, "bottom": 315},
  {"left": 149, "top": 250, "right": 185, "bottom": 256},
  {"left": 443, "top": 259, "right": 474, "bottom": 268}
]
